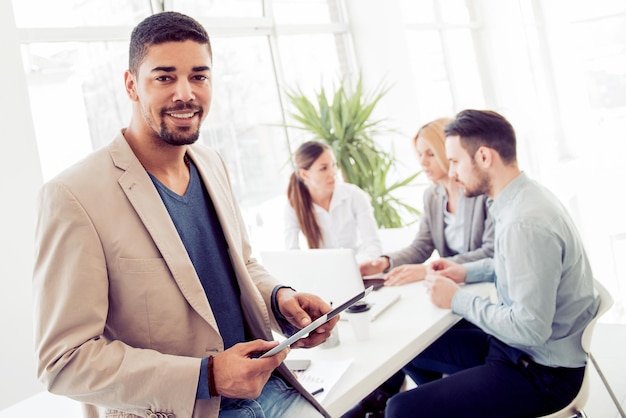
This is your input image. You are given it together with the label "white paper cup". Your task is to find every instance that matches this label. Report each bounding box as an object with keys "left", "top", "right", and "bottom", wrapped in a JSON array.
[{"left": 346, "top": 301, "right": 371, "bottom": 341}]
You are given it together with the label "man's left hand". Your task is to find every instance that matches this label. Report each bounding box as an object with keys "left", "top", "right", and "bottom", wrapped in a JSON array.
[{"left": 275, "top": 288, "right": 338, "bottom": 348}]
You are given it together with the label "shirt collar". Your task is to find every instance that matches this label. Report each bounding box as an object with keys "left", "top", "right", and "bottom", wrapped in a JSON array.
[
  {"left": 489, "top": 172, "right": 528, "bottom": 219},
  {"left": 313, "top": 182, "right": 349, "bottom": 212}
]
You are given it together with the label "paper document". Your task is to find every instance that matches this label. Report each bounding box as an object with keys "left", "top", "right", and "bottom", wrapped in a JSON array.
[{"left": 292, "top": 359, "right": 352, "bottom": 402}]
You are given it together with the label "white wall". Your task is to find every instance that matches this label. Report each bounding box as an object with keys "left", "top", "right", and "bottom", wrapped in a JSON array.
[
  {"left": 344, "top": 0, "right": 428, "bottom": 212},
  {"left": 0, "top": 0, "right": 46, "bottom": 410},
  {"left": 345, "top": 0, "right": 419, "bottom": 140}
]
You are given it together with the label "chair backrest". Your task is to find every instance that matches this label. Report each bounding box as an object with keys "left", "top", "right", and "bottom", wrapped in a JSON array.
[{"left": 581, "top": 279, "right": 614, "bottom": 353}]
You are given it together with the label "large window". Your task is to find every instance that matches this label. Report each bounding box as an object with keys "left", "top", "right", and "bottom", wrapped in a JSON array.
[
  {"left": 22, "top": 41, "right": 130, "bottom": 177},
  {"left": 13, "top": 0, "right": 148, "bottom": 26},
  {"left": 16, "top": 0, "right": 352, "bottom": 206},
  {"left": 398, "top": 0, "right": 626, "bottom": 321},
  {"left": 400, "top": 0, "right": 484, "bottom": 120},
  {"left": 541, "top": 0, "right": 626, "bottom": 320}
]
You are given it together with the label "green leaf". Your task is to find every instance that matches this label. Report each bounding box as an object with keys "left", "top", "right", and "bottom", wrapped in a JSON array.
[{"left": 284, "top": 73, "right": 422, "bottom": 227}]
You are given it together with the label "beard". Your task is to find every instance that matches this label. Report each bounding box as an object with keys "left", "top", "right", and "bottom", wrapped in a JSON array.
[
  {"left": 143, "top": 102, "right": 204, "bottom": 146},
  {"left": 158, "top": 120, "right": 201, "bottom": 146},
  {"left": 462, "top": 163, "right": 492, "bottom": 198}
]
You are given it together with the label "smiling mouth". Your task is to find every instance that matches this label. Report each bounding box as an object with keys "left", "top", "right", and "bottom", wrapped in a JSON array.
[
  {"left": 163, "top": 102, "right": 202, "bottom": 119},
  {"left": 167, "top": 112, "right": 197, "bottom": 119}
]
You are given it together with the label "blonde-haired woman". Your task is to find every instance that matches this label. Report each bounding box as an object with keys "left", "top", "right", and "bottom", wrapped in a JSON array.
[
  {"left": 359, "top": 117, "right": 494, "bottom": 285},
  {"left": 345, "top": 117, "right": 495, "bottom": 417},
  {"left": 284, "top": 141, "right": 382, "bottom": 263}
]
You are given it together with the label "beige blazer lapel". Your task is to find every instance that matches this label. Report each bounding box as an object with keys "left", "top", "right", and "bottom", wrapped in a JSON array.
[{"left": 108, "top": 135, "right": 221, "bottom": 336}]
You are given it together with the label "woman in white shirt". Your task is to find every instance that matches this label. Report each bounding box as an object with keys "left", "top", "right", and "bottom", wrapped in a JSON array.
[{"left": 284, "top": 141, "right": 382, "bottom": 263}]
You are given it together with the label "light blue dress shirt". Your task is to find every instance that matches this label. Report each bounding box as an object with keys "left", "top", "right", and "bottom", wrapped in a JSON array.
[{"left": 452, "top": 173, "right": 600, "bottom": 368}]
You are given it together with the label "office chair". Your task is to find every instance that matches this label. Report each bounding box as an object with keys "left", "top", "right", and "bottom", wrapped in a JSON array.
[{"left": 538, "top": 279, "right": 625, "bottom": 418}]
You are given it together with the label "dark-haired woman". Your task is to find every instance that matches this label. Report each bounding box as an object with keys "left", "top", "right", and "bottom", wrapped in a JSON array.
[{"left": 284, "top": 141, "right": 382, "bottom": 263}]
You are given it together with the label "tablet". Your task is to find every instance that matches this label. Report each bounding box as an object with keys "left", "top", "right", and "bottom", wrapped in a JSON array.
[
  {"left": 259, "top": 286, "right": 374, "bottom": 358},
  {"left": 363, "top": 277, "right": 386, "bottom": 291}
]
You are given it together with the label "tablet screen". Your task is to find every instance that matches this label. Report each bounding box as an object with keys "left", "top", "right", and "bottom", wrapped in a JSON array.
[{"left": 259, "top": 286, "right": 373, "bottom": 358}]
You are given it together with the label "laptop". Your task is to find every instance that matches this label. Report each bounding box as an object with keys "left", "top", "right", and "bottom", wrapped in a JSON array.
[{"left": 259, "top": 248, "right": 400, "bottom": 321}]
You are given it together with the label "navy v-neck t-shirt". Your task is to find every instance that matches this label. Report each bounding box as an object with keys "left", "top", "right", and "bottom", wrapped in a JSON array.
[{"left": 149, "top": 161, "right": 246, "bottom": 349}]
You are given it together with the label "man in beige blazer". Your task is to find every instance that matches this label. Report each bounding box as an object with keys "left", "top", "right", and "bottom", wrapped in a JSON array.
[{"left": 33, "top": 11, "right": 335, "bottom": 418}]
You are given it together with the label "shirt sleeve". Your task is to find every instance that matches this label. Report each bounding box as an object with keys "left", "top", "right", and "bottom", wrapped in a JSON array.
[
  {"left": 196, "top": 357, "right": 210, "bottom": 399},
  {"left": 452, "top": 222, "right": 562, "bottom": 347},
  {"left": 271, "top": 285, "right": 300, "bottom": 336},
  {"left": 464, "top": 258, "right": 495, "bottom": 284},
  {"left": 387, "top": 188, "right": 437, "bottom": 266}
]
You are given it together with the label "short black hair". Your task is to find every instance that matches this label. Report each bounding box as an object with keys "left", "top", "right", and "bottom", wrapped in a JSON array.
[
  {"left": 129, "top": 11, "right": 211, "bottom": 73},
  {"left": 444, "top": 109, "right": 517, "bottom": 164}
]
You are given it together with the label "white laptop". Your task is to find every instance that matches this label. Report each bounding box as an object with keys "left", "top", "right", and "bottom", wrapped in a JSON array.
[{"left": 259, "top": 248, "right": 400, "bottom": 321}]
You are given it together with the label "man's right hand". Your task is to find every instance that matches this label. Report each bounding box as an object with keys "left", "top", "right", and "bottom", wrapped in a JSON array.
[
  {"left": 211, "top": 340, "right": 288, "bottom": 399},
  {"left": 359, "top": 256, "right": 389, "bottom": 276}
]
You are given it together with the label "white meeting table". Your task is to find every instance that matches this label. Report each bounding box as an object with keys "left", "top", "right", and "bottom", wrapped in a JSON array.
[
  {"left": 1, "top": 282, "right": 493, "bottom": 418},
  {"left": 287, "top": 281, "right": 495, "bottom": 417}
]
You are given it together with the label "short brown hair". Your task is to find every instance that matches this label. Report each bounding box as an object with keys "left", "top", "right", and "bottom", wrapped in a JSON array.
[
  {"left": 444, "top": 109, "right": 517, "bottom": 164},
  {"left": 129, "top": 11, "right": 212, "bottom": 74}
]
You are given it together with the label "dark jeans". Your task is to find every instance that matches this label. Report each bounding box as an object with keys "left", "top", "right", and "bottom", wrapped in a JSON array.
[{"left": 385, "top": 320, "right": 585, "bottom": 418}]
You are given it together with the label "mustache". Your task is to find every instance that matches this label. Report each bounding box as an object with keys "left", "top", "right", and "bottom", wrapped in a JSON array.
[{"left": 162, "top": 103, "right": 202, "bottom": 113}]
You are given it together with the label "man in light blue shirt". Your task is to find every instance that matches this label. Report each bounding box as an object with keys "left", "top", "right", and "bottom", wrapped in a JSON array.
[{"left": 385, "top": 109, "right": 600, "bottom": 418}]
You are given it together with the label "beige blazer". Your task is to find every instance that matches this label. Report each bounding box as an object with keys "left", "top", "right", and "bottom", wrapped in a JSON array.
[{"left": 33, "top": 133, "right": 328, "bottom": 418}]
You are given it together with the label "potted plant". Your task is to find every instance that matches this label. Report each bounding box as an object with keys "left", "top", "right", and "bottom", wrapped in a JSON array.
[{"left": 285, "top": 75, "right": 421, "bottom": 228}]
